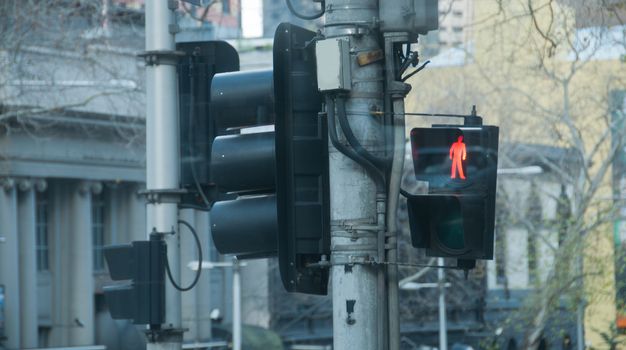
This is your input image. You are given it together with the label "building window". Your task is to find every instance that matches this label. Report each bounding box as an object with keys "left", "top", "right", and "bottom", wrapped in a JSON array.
[
  {"left": 222, "top": 0, "right": 230, "bottom": 14},
  {"left": 92, "top": 192, "right": 105, "bottom": 271},
  {"left": 38, "top": 326, "right": 51, "bottom": 348},
  {"left": 36, "top": 191, "right": 50, "bottom": 271},
  {"left": 527, "top": 185, "right": 542, "bottom": 284},
  {"left": 495, "top": 187, "right": 509, "bottom": 286},
  {"left": 527, "top": 232, "right": 537, "bottom": 283},
  {"left": 452, "top": 26, "right": 463, "bottom": 33},
  {"left": 557, "top": 184, "right": 571, "bottom": 246}
]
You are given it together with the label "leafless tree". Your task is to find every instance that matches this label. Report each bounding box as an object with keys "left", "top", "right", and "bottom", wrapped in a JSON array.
[
  {"left": 404, "top": 0, "right": 626, "bottom": 348},
  {"left": 0, "top": 0, "right": 147, "bottom": 145}
]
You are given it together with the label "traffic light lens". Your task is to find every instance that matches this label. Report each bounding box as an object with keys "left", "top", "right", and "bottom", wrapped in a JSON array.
[{"left": 436, "top": 209, "right": 464, "bottom": 250}]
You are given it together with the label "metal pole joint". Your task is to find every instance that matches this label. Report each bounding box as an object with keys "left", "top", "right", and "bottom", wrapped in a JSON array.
[
  {"left": 138, "top": 50, "right": 185, "bottom": 66},
  {"left": 139, "top": 188, "right": 187, "bottom": 204},
  {"left": 144, "top": 327, "right": 185, "bottom": 344}
]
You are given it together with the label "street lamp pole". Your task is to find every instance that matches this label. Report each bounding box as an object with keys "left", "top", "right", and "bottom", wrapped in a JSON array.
[
  {"left": 438, "top": 258, "right": 447, "bottom": 350},
  {"left": 232, "top": 258, "right": 242, "bottom": 350}
]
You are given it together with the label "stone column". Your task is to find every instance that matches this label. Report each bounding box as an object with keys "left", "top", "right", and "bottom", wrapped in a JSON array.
[
  {"left": 17, "top": 179, "right": 38, "bottom": 348},
  {"left": 67, "top": 181, "right": 95, "bottom": 346},
  {"left": 195, "top": 210, "right": 212, "bottom": 341},
  {"left": 0, "top": 178, "right": 20, "bottom": 349}
]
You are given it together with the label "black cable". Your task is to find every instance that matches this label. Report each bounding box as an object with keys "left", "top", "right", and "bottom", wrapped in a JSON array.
[
  {"left": 165, "top": 220, "right": 203, "bottom": 292},
  {"left": 402, "top": 60, "right": 431, "bottom": 82},
  {"left": 404, "top": 111, "right": 472, "bottom": 118},
  {"left": 399, "top": 188, "right": 412, "bottom": 198},
  {"left": 335, "top": 97, "right": 391, "bottom": 170},
  {"left": 405, "top": 44, "right": 411, "bottom": 63},
  {"left": 285, "top": 0, "right": 325, "bottom": 20},
  {"left": 327, "top": 97, "right": 385, "bottom": 192},
  {"left": 398, "top": 51, "right": 418, "bottom": 78}
]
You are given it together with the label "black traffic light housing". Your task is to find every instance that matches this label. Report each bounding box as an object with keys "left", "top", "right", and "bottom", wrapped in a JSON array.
[
  {"left": 274, "top": 23, "right": 330, "bottom": 294},
  {"left": 405, "top": 117, "right": 498, "bottom": 269},
  {"left": 103, "top": 234, "right": 166, "bottom": 325},
  {"left": 208, "top": 23, "right": 330, "bottom": 294},
  {"left": 177, "top": 41, "right": 239, "bottom": 209}
]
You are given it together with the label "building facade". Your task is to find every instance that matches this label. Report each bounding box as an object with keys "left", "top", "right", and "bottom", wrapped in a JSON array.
[{"left": 0, "top": 1, "right": 240, "bottom": 349}]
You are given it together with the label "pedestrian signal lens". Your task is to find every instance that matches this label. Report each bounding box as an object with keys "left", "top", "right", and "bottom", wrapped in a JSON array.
[
  {"left": 410, "top": 127, "right": 494, "bottom": 191},
  {"left": 449, "top": 135, "right": 467, "bottom": 180},
  {"left": 437, "top": 205, "right": 464, "bottom": 250}
]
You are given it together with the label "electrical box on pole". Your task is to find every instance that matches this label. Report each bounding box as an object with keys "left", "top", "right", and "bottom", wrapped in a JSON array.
[
  {"left": 379, "top": 0, "right": 439, "bottom": 37},
  {"left": 405, "top": 117, "right": 499, "bottom": 269},
  {"left": 209, "top": 23, "right": 331, "bottom": 295},
  {"left": 102, "top": 234, "right": 166, "bottom": 325}
]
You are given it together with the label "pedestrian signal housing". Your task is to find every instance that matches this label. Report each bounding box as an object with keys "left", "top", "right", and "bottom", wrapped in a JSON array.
[
  {"left": 102, "top": 234, "right": 165, "bottom": 325},
  {"left": 405, "top": 124, "right": 498, "bottom": 269}
]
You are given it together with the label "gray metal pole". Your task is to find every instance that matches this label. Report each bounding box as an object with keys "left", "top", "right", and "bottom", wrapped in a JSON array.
[
  {"left": 232, "top": 258, "right": 242, "bottom": 350},
  {"left": 324, "top": 1, "right": 384, "bottom": 349},
  {"left": 438, "top": 258, "right": 447, "bottom": 350},
  {"left": 145, "top": 0, "right": 182, "bottom": 349},
  {"left": 576, "top": 256, "right": 584, "bottom": 350},
  {"left": 384, "top": 32, "right": 411, "bottom": 350}
]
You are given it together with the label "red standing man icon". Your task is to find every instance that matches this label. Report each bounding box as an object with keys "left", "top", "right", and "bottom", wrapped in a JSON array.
[{"left": 449, "top": 135, "right": 467, "bottom": 179}]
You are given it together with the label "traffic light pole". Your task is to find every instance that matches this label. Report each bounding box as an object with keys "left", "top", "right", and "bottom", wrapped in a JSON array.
[
  {"left": 324, "top": 1, "right": 386, "bottom": 349},
  {"left": 144, "top": 1, "right": 182, "bottom": 349}
]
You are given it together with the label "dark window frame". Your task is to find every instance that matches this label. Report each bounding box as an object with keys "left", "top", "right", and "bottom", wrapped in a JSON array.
[
  {"left": 36, "top": 191, "right": 50, "bottom": 272},
  {"left": 92, "top": 192, "right": 106, "bottom": 271}
]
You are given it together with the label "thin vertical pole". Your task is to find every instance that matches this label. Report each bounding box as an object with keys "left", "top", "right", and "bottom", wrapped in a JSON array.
[
  {"left": 145, "top": 0, "right": 182, "bottom": 349},
  {"left": 232, "top": 258, "right": 242, "bottom": 350},
  {"left": 324, "top": 1, "right": 384, "bottom": 349},
  {"left": 438, "top": 258, "right": 447, "bottom": 350}
]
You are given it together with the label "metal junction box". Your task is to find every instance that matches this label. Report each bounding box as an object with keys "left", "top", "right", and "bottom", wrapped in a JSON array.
[
  {"left": 315, "top": 38, "right": 351, "bottom": 92},
  {"left": 379, "top": 0, "right": 439, "bottom": 35}
]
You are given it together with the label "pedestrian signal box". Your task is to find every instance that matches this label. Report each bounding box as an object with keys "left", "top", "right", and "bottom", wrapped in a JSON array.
[{"left": 405, "top": 125, "right": 498, "bottom": 268}]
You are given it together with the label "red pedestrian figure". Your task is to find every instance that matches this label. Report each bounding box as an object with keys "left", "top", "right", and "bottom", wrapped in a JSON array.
[{"left": 449, "top": 135, "right": 467, "bottom": 179}]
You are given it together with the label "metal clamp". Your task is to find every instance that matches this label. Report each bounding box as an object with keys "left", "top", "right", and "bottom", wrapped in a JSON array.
[
  {"left": 346, "top": 299, "right": 357, "bottom": 325},
  {"left": 323, "top": 19, "right": 380, "bottom": 37},
  {"left": 331, "top": 253, "right": 379, "bottom": 267},
  {"left": 138, "top": 50, "right": 185, "bottom": 66},
  {"left": 387, "top": 80, "right": 412, "bottom": 99},
  {"left": 144, "top": 327, "right": 185, "bottom": 343},
  {"left": 139, "top": 188, "right": 188, "bottom": 204}
]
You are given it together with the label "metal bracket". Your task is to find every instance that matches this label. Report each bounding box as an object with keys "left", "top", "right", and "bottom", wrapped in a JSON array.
[
  {"left": 332, "top": 254, "right": 379, "bottom": 267},
  {"left": 323, "top": 19, "right": 380, "bottom": 37},
  {"left": 139, "top": 188, "right": 188, "bottom": 204},
  {"left": 306, "top": 254, "right": 331, "bottom": 269},
  {"left": 387, "top": 80, "right": 412, "bottom": 99},
  {"left": 346, "top": 300, "right": 356, "bottom": 325},
  {"left": 138, "top": 50, "right": 185, "bottom": 66},
  {"left": 169, "top": 24, "right": 181, "bottom": 35},
  {"left": 144, "top": 327, "right": 185, "bottom": 343},
  {"left": 149, "top": 227, "right": 175, "bottom": 239}
]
